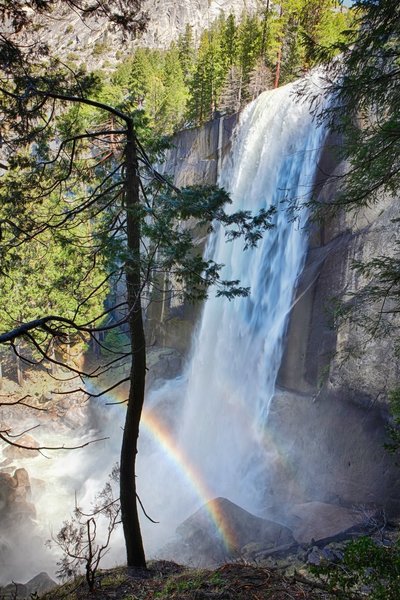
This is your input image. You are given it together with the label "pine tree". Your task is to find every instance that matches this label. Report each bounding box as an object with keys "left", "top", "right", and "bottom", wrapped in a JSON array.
[
  {"left": 187, "top": 27, "right": 225, "bottom": 124},
  {"left": 237, "top": 13, "right": 263, "bottom": 102},
  {"left": 159, "top": 45, "right": 188, "bottom": 134},
  {"left": 220, "top": 13, "right": 238, "bottom": 70},
  {"left": 177, "top": 24, "right": 196, "bottom": 84}
]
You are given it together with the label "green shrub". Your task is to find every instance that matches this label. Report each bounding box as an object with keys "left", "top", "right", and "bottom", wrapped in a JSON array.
[
  {"left": 312, "top": 537, "right": 400, "bottom": 599},
  {"left": 102, "top": 328, "right": 130, "bottom": 357},
  {"left": 92, "top": 41, "right": 108, "bottom": 57}
]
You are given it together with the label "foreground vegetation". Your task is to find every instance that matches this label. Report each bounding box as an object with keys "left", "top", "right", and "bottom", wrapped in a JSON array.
[
  {"left": 16, "top": 532, "right": 400, "bottom": 600},
  {"left": 23, "top": 561, "right": 343, "bottom": 600}
]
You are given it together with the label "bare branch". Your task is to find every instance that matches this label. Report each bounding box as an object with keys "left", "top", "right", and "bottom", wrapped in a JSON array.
[
  {"left": 0, "top": 431, "right": 108, "bottom": 452},
  {"left": 52, "top": 377, "right": 131, "bottom": 397},
  {"left": 0, "top": 393, "right": 47, "bottom": 411}
]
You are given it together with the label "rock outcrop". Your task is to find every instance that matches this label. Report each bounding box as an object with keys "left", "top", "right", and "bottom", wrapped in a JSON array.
[
  {"left": 146, "top": 113, "right": 238, "bottom": 355},
  {"left": 0, "top": 572, "right": 57, "bottom": 599},
  {"left": 0, "top": 468, "right": 36, "bottom": 527},
  {"left": 171, "top": 497, "right": 295, "bottom": 566},
  {"left": 31, "top": 1, "right": 260, "bottom": 68}
]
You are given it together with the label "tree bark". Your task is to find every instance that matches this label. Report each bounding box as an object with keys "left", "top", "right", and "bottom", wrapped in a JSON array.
[
  {"left": 119, "top": 120, "right": 147, "bottom": 568},
  {"left": 274, "top": 4, "right": 283, "bottom": 89},
  {"left": 16, "top": 343, "right": 23, "bottom": 386},
  {"left": 274, "top": 44, "right": 282, "bottom": 89}
]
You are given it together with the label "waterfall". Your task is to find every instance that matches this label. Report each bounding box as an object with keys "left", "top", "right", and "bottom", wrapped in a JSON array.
[{"left": 139, "top": 78, "right": 328, "bottom": 553}]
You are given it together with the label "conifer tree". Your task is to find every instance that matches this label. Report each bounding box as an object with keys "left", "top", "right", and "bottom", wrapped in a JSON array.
[
  {"left": 159, "top": 45, "right": 188, "bottom": 134},
  {"left": 177, "top": 24, "right": 196, "bottom": 84},
  {"left": 236, "top": 13, "right": 263, "bottom": 101},
  {"left": 187, "top": 27, "right": 225, "bottom": 124},
  {"left": 220, "top": 13, "right": 238, "bottom": 70}
]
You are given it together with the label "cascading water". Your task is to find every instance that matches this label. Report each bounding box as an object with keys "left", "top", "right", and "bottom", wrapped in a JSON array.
[{"left": 138, "top": 78, "right": 328, "bottom": 553}]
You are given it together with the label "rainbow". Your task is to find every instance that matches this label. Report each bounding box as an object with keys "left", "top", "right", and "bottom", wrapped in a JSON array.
[
  {"left": 99, "top": 386, "right": 239, "bottom": 552},
  {"left": 140, "top": 407, "right": 239, "bottom": 552},
  {"left": 96, "top": 384, "right": 301, "bottom": 553}
]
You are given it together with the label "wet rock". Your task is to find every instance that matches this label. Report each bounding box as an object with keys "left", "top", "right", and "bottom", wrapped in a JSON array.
[
  {"left": 266, "top": 389, "right": 400, "bottom": 516},
  {"left": 175, "top": 497, "right": 295, "bottom": 566},
  {"left": 288, "top": 501, "right": 365, "bottom": 545},
  {"left": 146, "top": 347, "right": 183, "bottom": 388},
  {"left": 3, "top": 435, "right": 40, "bottom": 459},
  {"left": 0, "top": 468, "right": 36, "bottom": 527},
  {"left": 307, "top": 546, "right": 323, "bottom": 566},
  {"left": 25, "top": 572, "right": 57, "bottom": 596},
  {"left": 1, "top": 582, "right": 28, "bottom": 598}
]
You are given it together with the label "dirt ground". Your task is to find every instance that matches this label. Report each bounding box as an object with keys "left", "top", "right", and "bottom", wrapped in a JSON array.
[{"left": 40, "top": 561, "right": 336, "bottom": 600}]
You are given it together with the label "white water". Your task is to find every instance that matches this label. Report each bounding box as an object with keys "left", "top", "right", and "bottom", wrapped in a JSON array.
[{"left": 138, "top": 79, "right": 328, "bottom": 551}]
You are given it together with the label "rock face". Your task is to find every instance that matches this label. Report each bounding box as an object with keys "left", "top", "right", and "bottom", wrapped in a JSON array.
[
  {"left": 173, "top": 497, "right": 295, "bottom": 566},
  {"left": 0, "top": 468, "right": 36, "bottom": 526},
  {"left": 265, "top": 389, "right": 400, "bottom": 516},
  {"left": 140, "top": 1, "right": 260, "bottom": 49},
  {"left": 278, "top": 158, "right": 400, "bottom": 403},
  {"left": 287, "top": 501, "right": 373, "bottom": 545},
  {"left": 33, "top": 1, "right": 260, "bottom": 67},
  {"left": 146, "top": 113, "right": 238, "bottom": 355},
  {"left": 273, "top": 135, "right": 400, "bottom": 516}
]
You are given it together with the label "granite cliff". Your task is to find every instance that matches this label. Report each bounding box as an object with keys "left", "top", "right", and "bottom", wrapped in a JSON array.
[
  {"left": 31, "top": 0, "right": 260, "bottom": 67},
  {"left": 154, "top": 112, "right": 400, "bottom": 520}
]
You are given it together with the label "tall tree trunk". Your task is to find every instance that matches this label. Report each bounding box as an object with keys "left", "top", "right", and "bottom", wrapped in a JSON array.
[
  {"left": 261, "top": 0, "right": 271, "bottom": 58},
  {"left": 274, "top": 4, "right": 283, "bottom": 89},
  {"left": 119, "top": 121, "right": 147, "bottom": 568},
  {"left": 50, "top": 339, "right": 57, "bottom": 375},
  {"left": 274, "top": 45, "right": 282, "bottom": 88},
  {"left": 16, "top": 343, "right": 23, "bottom": 386}
]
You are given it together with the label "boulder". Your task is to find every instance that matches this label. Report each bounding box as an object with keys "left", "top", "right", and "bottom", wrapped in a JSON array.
[
  {"left": 175, "top": 497, "right": 295, "bottom": 565},
  {"left": 0, "top": 468, "right": 36, "bottom": 526},
  {"left": 0, "top": 572, "right": 56, "bottom": 599},
  {"left": 288, "top": 501, "right": 368, "bottom": 544},
  {"left": 25, "top": 572, "right": 57, "bottom": 596},
  {"left": 1, "top": 583, "right": 27, "bottom": 598}
]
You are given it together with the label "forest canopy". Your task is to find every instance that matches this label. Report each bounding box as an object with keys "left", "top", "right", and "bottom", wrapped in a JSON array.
[{"left": 56, "top": 1, "right": 352, "bottom": 134}]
